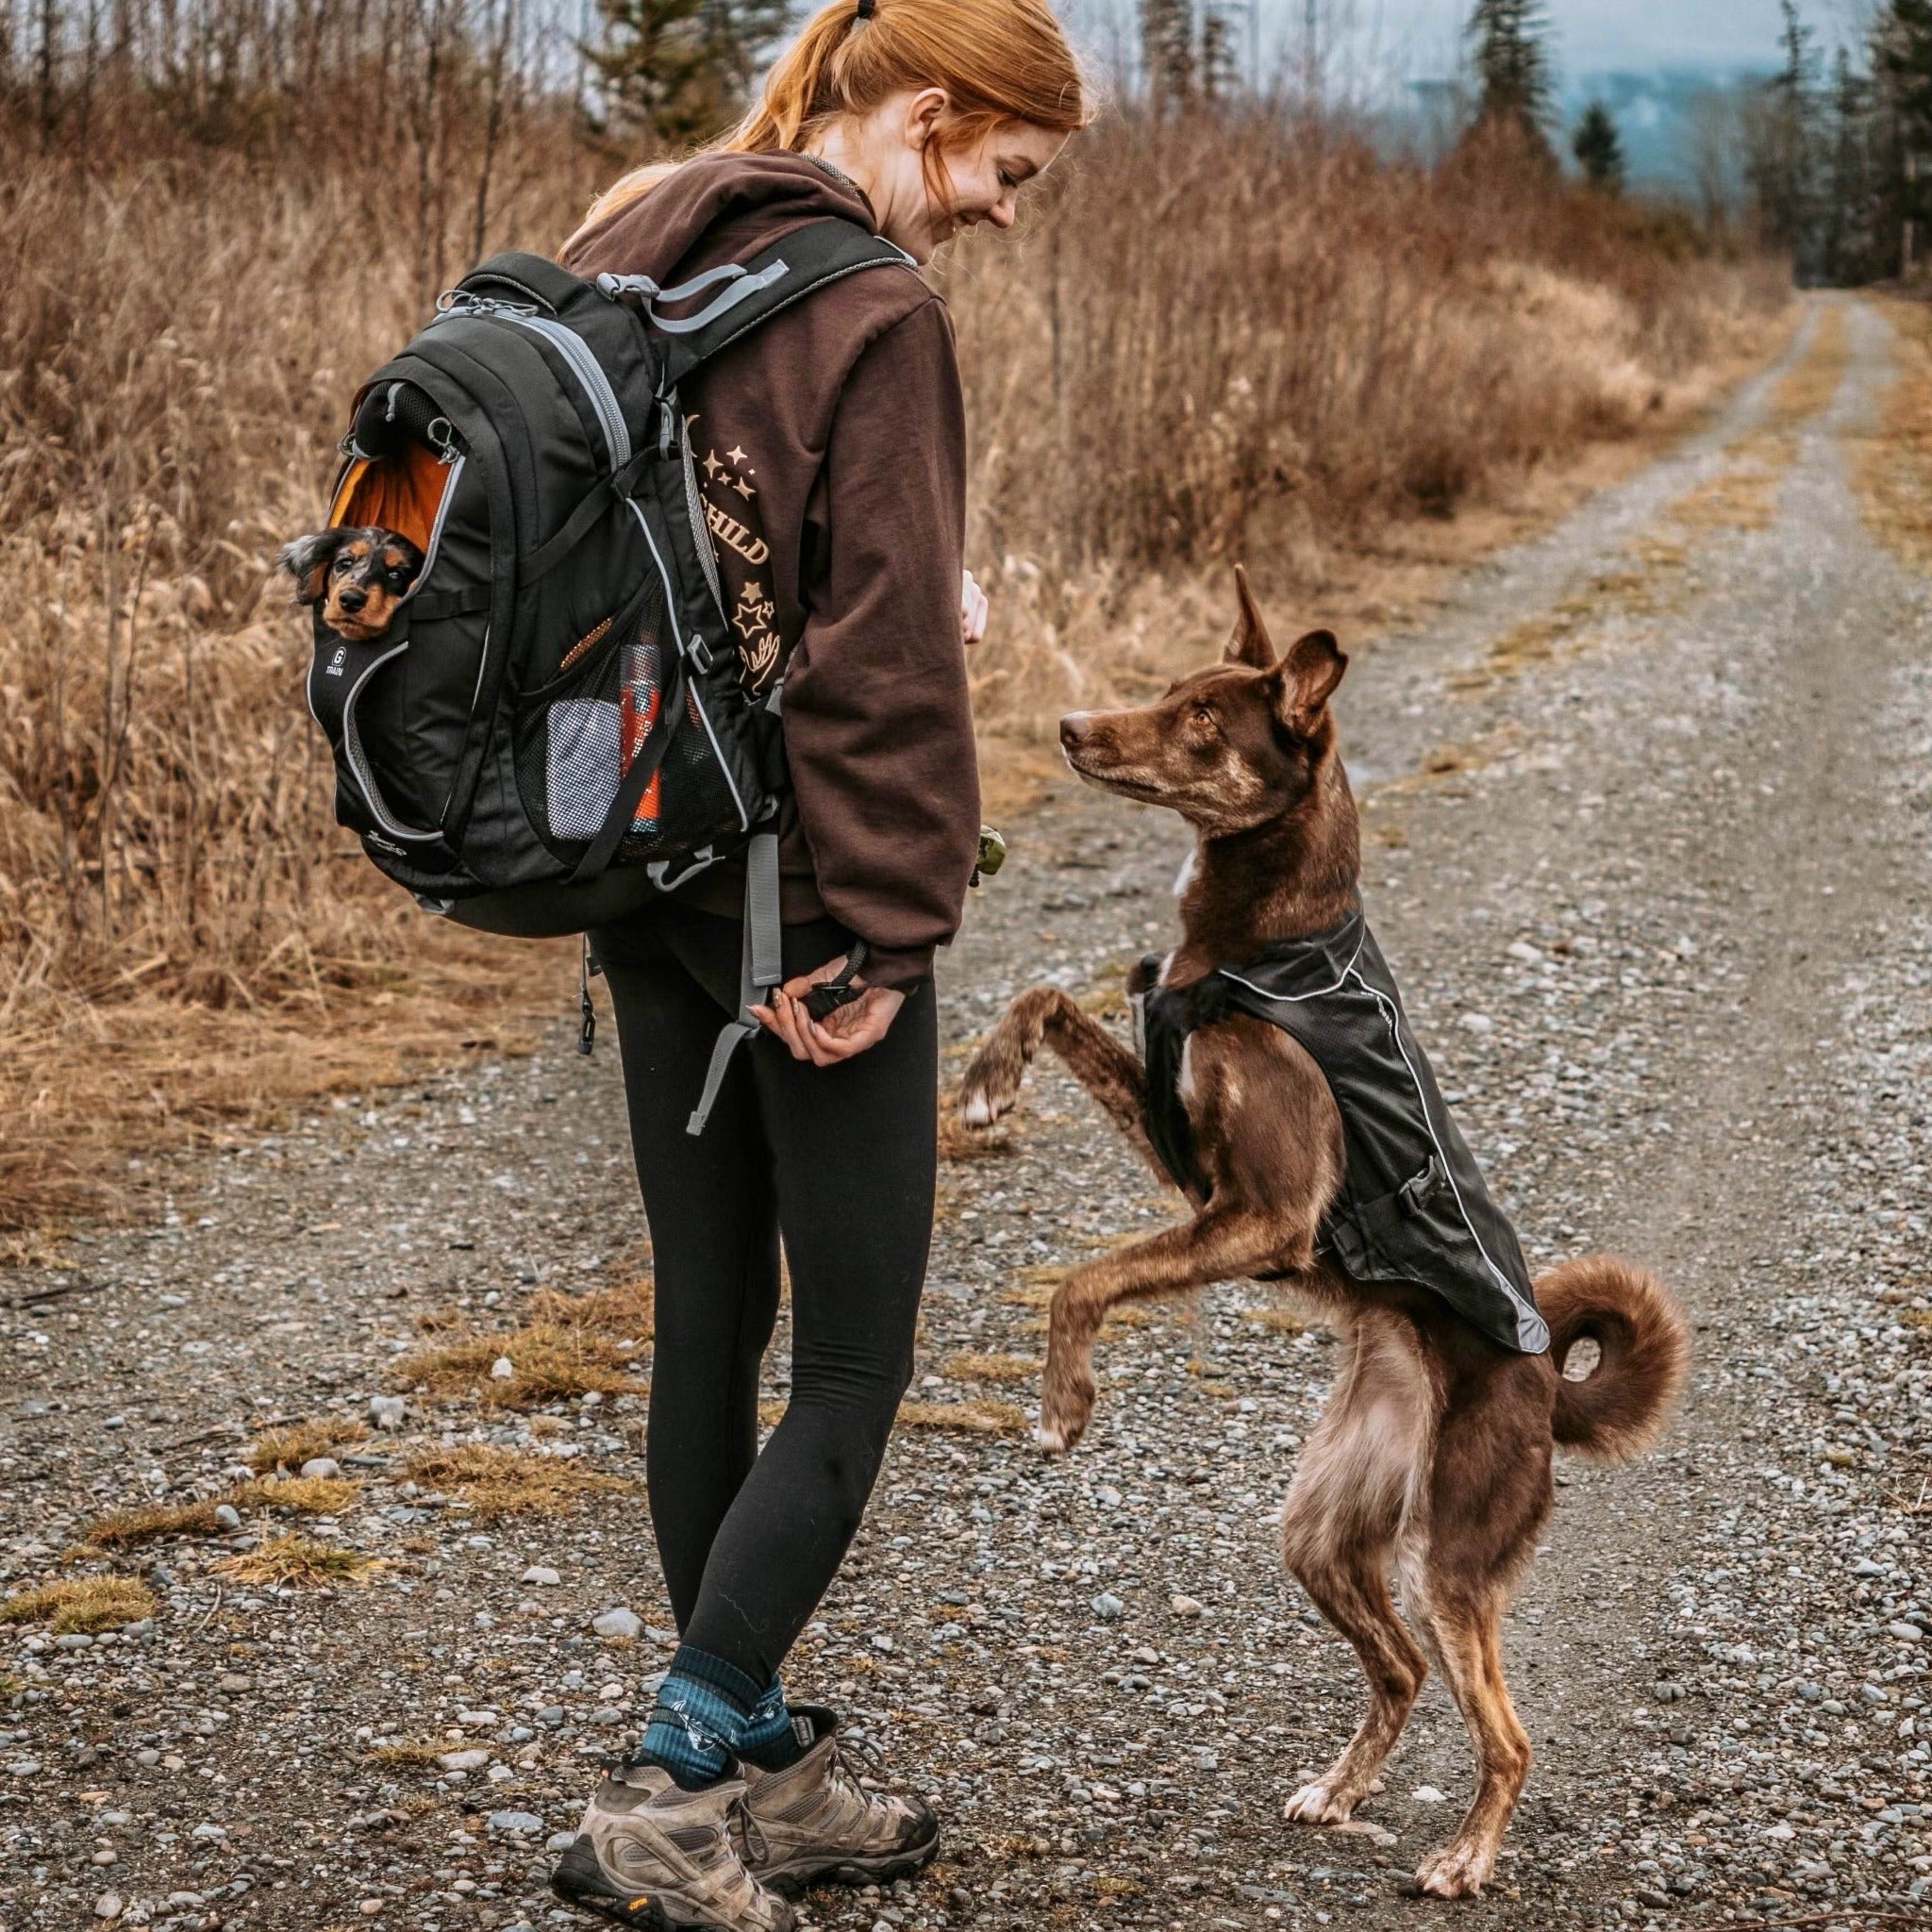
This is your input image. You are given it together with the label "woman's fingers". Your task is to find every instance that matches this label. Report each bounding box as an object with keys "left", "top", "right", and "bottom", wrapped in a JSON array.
[
  {"left": 960, "top": 569, "right": 989, "bottom": 645},
  {"left": 750, "top": 980, "right": 905, "bottom": 1063}
]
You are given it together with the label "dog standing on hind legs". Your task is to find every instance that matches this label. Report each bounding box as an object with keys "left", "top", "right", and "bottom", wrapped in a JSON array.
[{"left": 958, "top": 567, "right": 1690, "bottom": 1898}]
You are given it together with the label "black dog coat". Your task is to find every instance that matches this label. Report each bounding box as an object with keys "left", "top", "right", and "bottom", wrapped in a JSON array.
[{"left": 1139, "top": 906, "right": 1549, "bottom": 1355}]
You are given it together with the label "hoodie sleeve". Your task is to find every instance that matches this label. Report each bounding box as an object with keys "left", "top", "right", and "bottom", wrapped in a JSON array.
[{"left": 783, "top": 295, "right": 978, "bottom": 990}]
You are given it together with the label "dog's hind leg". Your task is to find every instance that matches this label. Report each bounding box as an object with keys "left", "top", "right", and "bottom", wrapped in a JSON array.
[
  {"left": 1408, "top": 1587, "right": 1528, "bottom": 1898},
  {"left": 1278, "top": 1318, "right": 1432, "bottom": 1825},
  {"left": 959, "top": 987, "right": 1160, "bottom": 1172},
  {"left": 1408, "top": 1363, "right": 1551, "bottom": 1898}
]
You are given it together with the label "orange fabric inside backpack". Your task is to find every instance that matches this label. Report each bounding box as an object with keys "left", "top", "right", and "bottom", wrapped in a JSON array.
[{"left": 328, "top": 442, "right": 451, "bottom": 553}]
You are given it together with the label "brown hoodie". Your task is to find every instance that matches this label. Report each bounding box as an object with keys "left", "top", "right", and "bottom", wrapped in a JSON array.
[{"left": 562, "top": 151, "right": 977, "bottom": 991}]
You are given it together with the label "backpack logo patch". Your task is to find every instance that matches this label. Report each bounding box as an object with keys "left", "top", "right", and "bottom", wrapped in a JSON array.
[{"left": 325, "top": 645, "right": 348, "bottom": 678}]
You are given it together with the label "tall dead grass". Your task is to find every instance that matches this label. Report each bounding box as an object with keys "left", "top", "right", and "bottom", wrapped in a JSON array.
[
  {"left": 945, "top": 114, "right": 1788, "bottom": 745},
  {"left": 0, "top": 108, "right": 1787, "bottom": 1237}
]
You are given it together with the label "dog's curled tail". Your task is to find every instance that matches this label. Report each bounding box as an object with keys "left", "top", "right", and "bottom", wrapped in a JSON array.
[{"left": 1536, "top": 1255, "right": 1690, "bottom": 1463}]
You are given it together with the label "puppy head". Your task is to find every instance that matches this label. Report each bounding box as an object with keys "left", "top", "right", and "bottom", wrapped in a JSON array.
[
  {"left": 277, "top": 527, "right": 424, "bottom": 641},
  {"left": 1058, "top": 567, "right": 1348, "bottom": 836}
]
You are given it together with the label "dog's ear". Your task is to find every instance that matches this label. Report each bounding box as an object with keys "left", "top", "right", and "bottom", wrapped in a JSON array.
[
  {"left": 1272, "top": 628, "right": 1348, "bottom": 734},
  {"left": 1223, "top": 564, "right": 1276, "bottom": 670},
  {"left": 276, "top": 530, "right": 344, "bottom": 607}
]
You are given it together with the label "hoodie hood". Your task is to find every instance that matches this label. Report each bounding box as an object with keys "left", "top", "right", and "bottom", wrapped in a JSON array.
[{"left": 560, "top": 150, "right": 880, "bottom": 284}]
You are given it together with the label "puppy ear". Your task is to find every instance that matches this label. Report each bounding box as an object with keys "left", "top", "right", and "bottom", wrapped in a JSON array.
[
  {"left": 1223, "top": 564, "right": 1276, "bottom": 670},
  {"left": 1272, "top": 628, "right": 1348, "bottom": 734},
  {"left": 276, "top": 531, "right": 341, "bottom": 607}
]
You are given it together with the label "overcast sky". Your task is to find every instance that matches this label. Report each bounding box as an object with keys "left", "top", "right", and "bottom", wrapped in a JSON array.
[{"left": 1330, "top": 0, "right": 1856, "bottom": 82}]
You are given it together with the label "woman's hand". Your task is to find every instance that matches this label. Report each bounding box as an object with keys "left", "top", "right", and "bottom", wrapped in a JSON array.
[
  {"left": 751, "top": 954, "right": 906, "bottom": 1065},
  {"left": 961, "top": 570, "right": 989, "bottom": 645}
]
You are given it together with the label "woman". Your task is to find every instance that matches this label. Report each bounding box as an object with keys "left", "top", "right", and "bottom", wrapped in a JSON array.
[{"left": 549, "top": 6, "right": 1086, "bottom": 1928}]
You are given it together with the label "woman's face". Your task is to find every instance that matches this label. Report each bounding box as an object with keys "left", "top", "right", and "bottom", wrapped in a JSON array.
[{"left": 835, "top": 92, "right": 1069, "bottom": 264}]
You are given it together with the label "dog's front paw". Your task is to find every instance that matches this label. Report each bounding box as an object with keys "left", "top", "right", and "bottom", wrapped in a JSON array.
[
  {"left": 1412, "top": 1837, "right": 1492, "bottom": 1900},
  {"left": 958, "top": 1033, "right": 1027, "bottom": 1128},
  {"left": 1282, "top": 1782, "right": 1354, "bottom": 1826},
  {"left": 1037, "top": 1353, "right": 1096, "bottom": 1455}
]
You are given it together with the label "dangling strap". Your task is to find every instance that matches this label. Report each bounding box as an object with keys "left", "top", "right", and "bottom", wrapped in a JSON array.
[
  {"left": 577, "top": 935, "right": 602, "bottom": 1057},
  {"left": 686, "top": 831, "right": 784, "bottom": 1136}
]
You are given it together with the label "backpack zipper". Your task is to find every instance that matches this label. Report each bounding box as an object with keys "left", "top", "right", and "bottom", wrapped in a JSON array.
[
  {"left": 431, "top": 302, "right": 631, "bottom": 472},
  {"left": 677, "top": 411, "right": 726, "bottom": 620},
  {"left": 626, "top": 499, "right": 750, "bottom": 835}
]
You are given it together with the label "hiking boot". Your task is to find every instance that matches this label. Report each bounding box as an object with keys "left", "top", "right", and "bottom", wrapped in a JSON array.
[
  {"left": 734, "top": 1706, "right": 939, "bottom": 1896},
  {"left": 551, "top": 1760, "right": 795, "bottom": 1931}
]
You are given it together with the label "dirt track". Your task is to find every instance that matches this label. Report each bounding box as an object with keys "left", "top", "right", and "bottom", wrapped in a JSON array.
[{"left": 3, "top": 296, "right": 1929, "bottom": 1932}]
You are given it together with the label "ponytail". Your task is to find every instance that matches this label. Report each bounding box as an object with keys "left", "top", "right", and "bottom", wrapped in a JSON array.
[{"left": 726, "top": 0, "right": 1087, "bottom": 155}]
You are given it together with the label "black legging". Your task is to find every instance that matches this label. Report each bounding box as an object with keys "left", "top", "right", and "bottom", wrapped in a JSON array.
[{"left": 590, "top": 902, "right": 935, "bottom": 1689}]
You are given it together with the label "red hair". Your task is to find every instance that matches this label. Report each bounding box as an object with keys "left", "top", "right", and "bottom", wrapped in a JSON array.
[{"left": 575, "top": 0, "right": 1087, "bottom": 239}]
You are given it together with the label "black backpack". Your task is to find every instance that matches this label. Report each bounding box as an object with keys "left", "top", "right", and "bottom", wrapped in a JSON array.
[{"left": 303, "top": 217, "right": 919, "bottom": 1127}]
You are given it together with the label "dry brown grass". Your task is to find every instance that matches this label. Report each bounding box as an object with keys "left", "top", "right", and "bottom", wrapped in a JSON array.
[
  {"left": 244, "top": 1419, "right": 369, "bottom": 1474},
  {"left": 211, "top": 1534, "right": 381, "bottom": 1588},
  {"left": 0, "top": 108, "right": 1790, "bottom": 1241},
  {"left": 392, "top": 1322, "right": 646, "bottom": 1407},
  {"left": 77, "top": 1474, "right": 356, "bottom": 1547},
  {"left": 365, "top": 1738, "right": 461, "bottom": 1768},
  {"left": 527, "top": 1276, "right": 656, "bottom": 1342},
  {"left": 0, "top": 1574, "right": 156, "bottom": 1632},
  {"left": 404, "top": 1442, "right": 634, "bottom": 1519},
  {"left": 896, "top": 1399, "right": 1031, "bottom": 1437},
  {"left": 1854, "top": 295, "right": 1932, "bottom": 572},
  {"left": 943, "top": 1352, "right": 1041, "bottom": 1384},
  {"left": 1243, "top": 1306, "right": 1312, "bottom": 1335}
]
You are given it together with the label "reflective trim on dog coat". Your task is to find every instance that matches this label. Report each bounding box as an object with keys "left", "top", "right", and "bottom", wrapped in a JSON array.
[{"left": 1140, "top": 906, "right": 1550, "bottom": 1356}]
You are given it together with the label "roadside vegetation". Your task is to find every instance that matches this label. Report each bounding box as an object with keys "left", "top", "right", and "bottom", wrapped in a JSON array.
[{"left": 0, "top": 1, "right": 1789, "bottom": 1240}]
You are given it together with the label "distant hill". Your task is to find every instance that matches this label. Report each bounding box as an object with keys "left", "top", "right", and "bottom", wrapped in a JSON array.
[{"left": 1557, "top": 66, "right": 1775, "bottom": 188}]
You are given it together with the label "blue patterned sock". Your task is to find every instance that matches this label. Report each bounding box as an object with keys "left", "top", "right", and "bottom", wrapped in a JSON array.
[
  {"left": 634, "top": 1646, "right": 761, "bottom": 1791},
  {"left": 735, "top": 1677, "right": 806, "bottom": 1771}
]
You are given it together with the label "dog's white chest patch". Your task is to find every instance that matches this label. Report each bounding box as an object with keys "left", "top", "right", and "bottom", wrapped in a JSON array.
[{"left": 1173, "top": 850, "right": 1199, "bottom": 899}]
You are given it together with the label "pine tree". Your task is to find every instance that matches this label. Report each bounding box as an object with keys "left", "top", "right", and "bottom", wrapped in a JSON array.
[
  {"left": 1873, "top": 0, "right": 1932, "bottom": 270},
  {"left": 1820, "top": 47, "right": 1874, "bottom": 283},
  {"left": 1746, "top": 0, "right": 1821, "bottom": 263},
  {"left": 1142, "top": 0, "right": 1195, "bottom": 112},
  {"left": 1200, "top": 5, "right": 1241, "bottom": 105},
  {"left": 589, "top": 0, "right": 790, "bottom": 145},
  {"left": 1467, "top": 0, "right": 1555, "bottom": 142},
  {"left": 1571, "top": 100, "right": 1624, "bottom": 191}
]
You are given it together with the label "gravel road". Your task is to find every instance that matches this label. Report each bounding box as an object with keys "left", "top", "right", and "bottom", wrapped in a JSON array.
[{"left": 3, "top": 295, "right": 1928, "bottom": 1932}]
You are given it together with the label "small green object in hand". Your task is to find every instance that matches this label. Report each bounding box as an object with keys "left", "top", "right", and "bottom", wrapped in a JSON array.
[{"left": 971, "top": 825, "right": 1008, "bottom": 888}]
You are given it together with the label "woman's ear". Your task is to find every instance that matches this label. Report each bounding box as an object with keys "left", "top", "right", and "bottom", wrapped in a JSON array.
[{"left": 904, "top": 86, "right": 952, "bottom": 150}]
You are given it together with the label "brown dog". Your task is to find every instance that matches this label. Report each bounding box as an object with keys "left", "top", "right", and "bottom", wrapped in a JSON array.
[
  {"left": 958, "top": 568, "right": 1689, "bottom": 1899},
  {"left": 278, "top": 526, "right": 424, "bottom": 641}
]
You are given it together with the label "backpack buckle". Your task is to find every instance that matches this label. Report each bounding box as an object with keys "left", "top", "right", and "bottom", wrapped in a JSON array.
[{"left": 687, "top": 635, "right": 715, "bottom": 674}]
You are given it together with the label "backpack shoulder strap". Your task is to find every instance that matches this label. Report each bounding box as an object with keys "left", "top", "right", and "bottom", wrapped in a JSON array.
[{"left": 597, "top": 218, "right": 922, "bottom": 392}]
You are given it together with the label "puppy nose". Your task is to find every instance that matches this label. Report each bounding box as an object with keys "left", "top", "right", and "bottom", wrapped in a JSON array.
[
  {"left": 338, "top": 587, "right": 366, "bottom": 611},
  {"left": 1059, "top": 712, "right": 1093, "bottom": 750}
]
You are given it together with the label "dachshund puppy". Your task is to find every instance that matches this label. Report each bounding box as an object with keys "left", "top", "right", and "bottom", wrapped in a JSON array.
[{"left": 278, "top": 527, "right": 424, "bottom": 641}]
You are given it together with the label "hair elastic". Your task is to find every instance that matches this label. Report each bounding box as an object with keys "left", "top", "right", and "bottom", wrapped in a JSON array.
[{"left": 854, "top": 0, "right": 874, "bottom": 17}]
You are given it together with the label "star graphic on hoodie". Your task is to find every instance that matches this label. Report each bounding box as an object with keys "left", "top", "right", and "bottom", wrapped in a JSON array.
[
  {"left": 726, "top": 445, "right": 751, "bottom": 471},
  {"left": 702, "top": 450, "right": 724, "bottom": 481}
]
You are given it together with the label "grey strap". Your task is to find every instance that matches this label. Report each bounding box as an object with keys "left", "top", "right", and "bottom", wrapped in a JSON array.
[
  {"left": 685, "top": 833, "right": 784, "bottom": 1136},
  {"left": 686, "top": 1014, "right": 757, "bottom": 1138},
  {"left": 745, "top": 831, "right": 783, "bottom": 991},
  {"left": 596, "top": 258, "right": 792, "bottom": 336}
]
